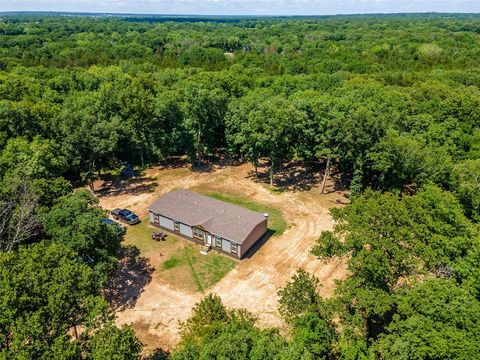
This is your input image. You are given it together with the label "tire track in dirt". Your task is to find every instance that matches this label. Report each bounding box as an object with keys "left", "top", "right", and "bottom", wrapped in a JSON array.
[
  {"left": 210, "top": 192, "right": 347, "bottom": 330},
  {"left": 115, "top": 279, "right": 201, "bottom": 349},
  {"left": 100, "top": 163, "right": 348, "bottom": 350}
]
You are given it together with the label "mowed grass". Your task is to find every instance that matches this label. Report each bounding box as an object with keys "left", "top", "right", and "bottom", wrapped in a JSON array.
[
  {"left": 123, "top": 218, "right": 236, "bottom": 293},
  {"left": 122, "top": 188, "right": 285, "bottom": 293},
  {"left": 198, "top": 191, "right": 287, "bottom": 236},
  {"left": 161, "top": 245, "right": 236, "bottom": 293},
  {"left": 123, "top": 219, "right": 179, "bottom": 253}
]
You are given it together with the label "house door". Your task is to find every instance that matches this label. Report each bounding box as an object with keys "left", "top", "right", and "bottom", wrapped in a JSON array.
[{"left": 206, "top": 234, "right": 212, "bottom": 246}]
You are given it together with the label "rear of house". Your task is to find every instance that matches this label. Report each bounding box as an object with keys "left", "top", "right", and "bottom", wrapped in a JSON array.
[{"left": 147, "top": 190, "right": 268, "bottom": 259}]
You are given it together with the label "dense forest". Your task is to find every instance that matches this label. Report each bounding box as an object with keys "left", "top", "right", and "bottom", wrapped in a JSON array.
[{"left": 0, "top": 13, "right": 479, "bottom": 359}]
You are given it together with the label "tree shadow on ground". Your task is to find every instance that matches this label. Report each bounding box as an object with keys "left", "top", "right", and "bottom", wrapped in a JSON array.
[
  {"left": 191, "top": 154, "right": 244, "bottom": 173},
  {"left": 95, "top": 175, "right": 158, "bottom": 198},
  {"left": 155, "top": 154, "right": 243, "bottom": 173},
  {"left": 330, "top": 171, "right": 350, "bottom": 198},
  {"left": 248, "top": 160, "right": 348, "bottom": 193},
  {"left": 156, "top": 156, "right": 190, "bottom": 170},
  {"left": 247, "top": 160, "right": 322, "bottom": 192},
  {"left": 103, "top": 245, "right": 154, "bottom": 311}
]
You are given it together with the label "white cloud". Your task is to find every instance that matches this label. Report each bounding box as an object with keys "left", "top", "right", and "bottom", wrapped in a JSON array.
[{"left": 2, "top": 0, "right": 480, "bottom": 15}]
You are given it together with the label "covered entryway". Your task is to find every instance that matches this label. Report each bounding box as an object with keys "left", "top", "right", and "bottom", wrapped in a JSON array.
[
  {"left": 198, "top": 229, "right": 213, "bottom": 255},
  {"left": 193, "top": 226, "right": 211, "bottom": 245},
  {"left": 148, "top": 189, "right": 269, "bottom": 259},
  {"left": 206, "top": 233, "right": 212, "bottom": 246}
]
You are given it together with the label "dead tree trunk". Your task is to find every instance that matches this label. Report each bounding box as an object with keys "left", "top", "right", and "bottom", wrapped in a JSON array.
[
  {"left": 320, "top": 157, "right": 331, "bottom": 195},
  {"left": 88, "top": 180, "right": 95, "bottom": 193},
  {"left": 270, "top": 159, "right": 274, "bottom": 187},
  {"left": 196, "top": 130, "right": 202, "bottom": 167},
  {"left": 87, "top": 158, "right": 97, "bottom": 193},
  {"left": 1, "top": 183, "right": 40, "bottom": 252}
]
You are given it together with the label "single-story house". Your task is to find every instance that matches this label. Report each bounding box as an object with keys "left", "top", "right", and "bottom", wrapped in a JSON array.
[{"left": 147, "top": 189, "right": 268, "bottom": 259}]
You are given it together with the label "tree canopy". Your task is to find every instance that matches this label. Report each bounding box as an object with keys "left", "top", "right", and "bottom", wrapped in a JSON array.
[{"left": 0, "top": 13, "right": 479, "bottom": 359}]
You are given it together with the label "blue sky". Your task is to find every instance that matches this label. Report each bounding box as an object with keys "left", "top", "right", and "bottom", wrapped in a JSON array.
[{"left": 2, "top": 0, "right": 480, "bottom": 15}]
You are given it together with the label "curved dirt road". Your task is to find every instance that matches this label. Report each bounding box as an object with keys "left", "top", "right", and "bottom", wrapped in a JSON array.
[
  {"left": 98, "top": 162, "right": 348, "bottom": 350},
  {"left": 210, "top": 187, "right": 346, "bottom": 331}
]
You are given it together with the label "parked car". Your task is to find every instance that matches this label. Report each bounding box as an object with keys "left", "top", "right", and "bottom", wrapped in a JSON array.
[
  {"left": 101, "top": 218, "right": 126, "bottom": 234},
  {"left": 111, "top": 208, "right": 141, "bottom": 225}
]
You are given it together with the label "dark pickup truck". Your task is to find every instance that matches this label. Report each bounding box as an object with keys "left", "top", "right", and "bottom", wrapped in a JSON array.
[{"left": 111, "top": 208, "right": 141, "bottom": 225}]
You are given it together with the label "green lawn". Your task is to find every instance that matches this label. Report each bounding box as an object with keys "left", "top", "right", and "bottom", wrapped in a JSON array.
[
  {"left": 123, "top": 219, "right": 179, "bottom": 254},
  {"left": 122, "top": 190, "right": 286, "bottom": 293},
  {"left": 199, "top": 191, "right": 287, "bottom": 236},
  {"left": 161, "top": 245, "right": 236, "bottom": 292},
  {"left": 123, "top": 218, "right": 236, "bottom": 293}
]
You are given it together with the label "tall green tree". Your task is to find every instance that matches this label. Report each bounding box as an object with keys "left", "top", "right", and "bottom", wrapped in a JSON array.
[
  {"left": 278, "top": 269, "right": 322, "bottom": 325},
  {"left": 175, "top": 294, "right": 287, "bottom": 360},
  {"left": 180, "top": 78, "right": 230, "bottom": 166},
  {"left": 86, "top": 324, "right": 142, "bottom": 360},
  {"left": 55, "top": 93, "right": 123, "bottom": 191},
  {"left": 312, "top": 185, "right": 479, "bottom": 355},
  {"left": 375, "top": 279, "right": 480, "bottom": 360},
  {"left": 43, "top": 190, "right": 122, "bottom": 280},
  {"left": 451, "top": 159, "right": 480, "bottom": 221},
  {"left": 0, "top": 242, "right": 108, "bottom": 358},
  {"left": 226, "top": 90, "right": 305, "bottom": 185}
]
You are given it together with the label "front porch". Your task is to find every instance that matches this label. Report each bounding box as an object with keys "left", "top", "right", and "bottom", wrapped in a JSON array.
[{"left": 151, "top": 221, "right": 241, "bottom": 259}]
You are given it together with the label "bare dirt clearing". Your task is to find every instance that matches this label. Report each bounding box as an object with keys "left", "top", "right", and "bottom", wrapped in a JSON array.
[{"left": 96, "top": 160, "right": 349, "bottom": 350}]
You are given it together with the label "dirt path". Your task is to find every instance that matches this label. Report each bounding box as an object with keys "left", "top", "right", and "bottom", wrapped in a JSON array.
[
  {"left": 97, "top": 162, "right": 348, "bottom": 350},
  {"left": 210, "top": 184, "right": 346, "bottom": 331}
]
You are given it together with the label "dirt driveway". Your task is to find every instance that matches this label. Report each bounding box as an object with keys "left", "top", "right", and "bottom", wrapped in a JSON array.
[{"left": 97, "top": 161, "right": 349, "bottom": 350}]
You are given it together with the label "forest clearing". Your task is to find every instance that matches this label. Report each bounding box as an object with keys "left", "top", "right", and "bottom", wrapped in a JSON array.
[
  {"left": 97, "top": 160, "right": 349, "bottom": 349},
  {"left": 1, "top": 11, "right": 479, "bottom": 360}
]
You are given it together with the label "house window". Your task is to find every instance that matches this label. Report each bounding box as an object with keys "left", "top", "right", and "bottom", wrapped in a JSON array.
[
  {"left": 221, "top": 239, "right": 231, "bottom": 253},
  {"left": 193, "top": 228, "right": 204, "bottom": 239},
  {"left": 215, "top": 236, "right": 222, "bottom": 248},
  {"left": 231, "top": 242, "right": 238, "bottom": 256},
  {"left": 153, "top": 213, "right": 159, "bottom": 224}
]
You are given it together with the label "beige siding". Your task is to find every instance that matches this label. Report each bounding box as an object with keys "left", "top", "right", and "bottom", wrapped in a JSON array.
[
  {"left": 179, "top": 223, "right": 193, "bottom": 238},
  {"left": 239, "top": 219, "right": 268, "bottom": 259},
  {"left": 159, "top": 215, "right": 174, "bottom": 230}
]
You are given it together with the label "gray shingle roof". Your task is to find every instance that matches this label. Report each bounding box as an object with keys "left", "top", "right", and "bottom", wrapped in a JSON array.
[{"left": 148, "top": 189, "right": 267, "bottom": 244}]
